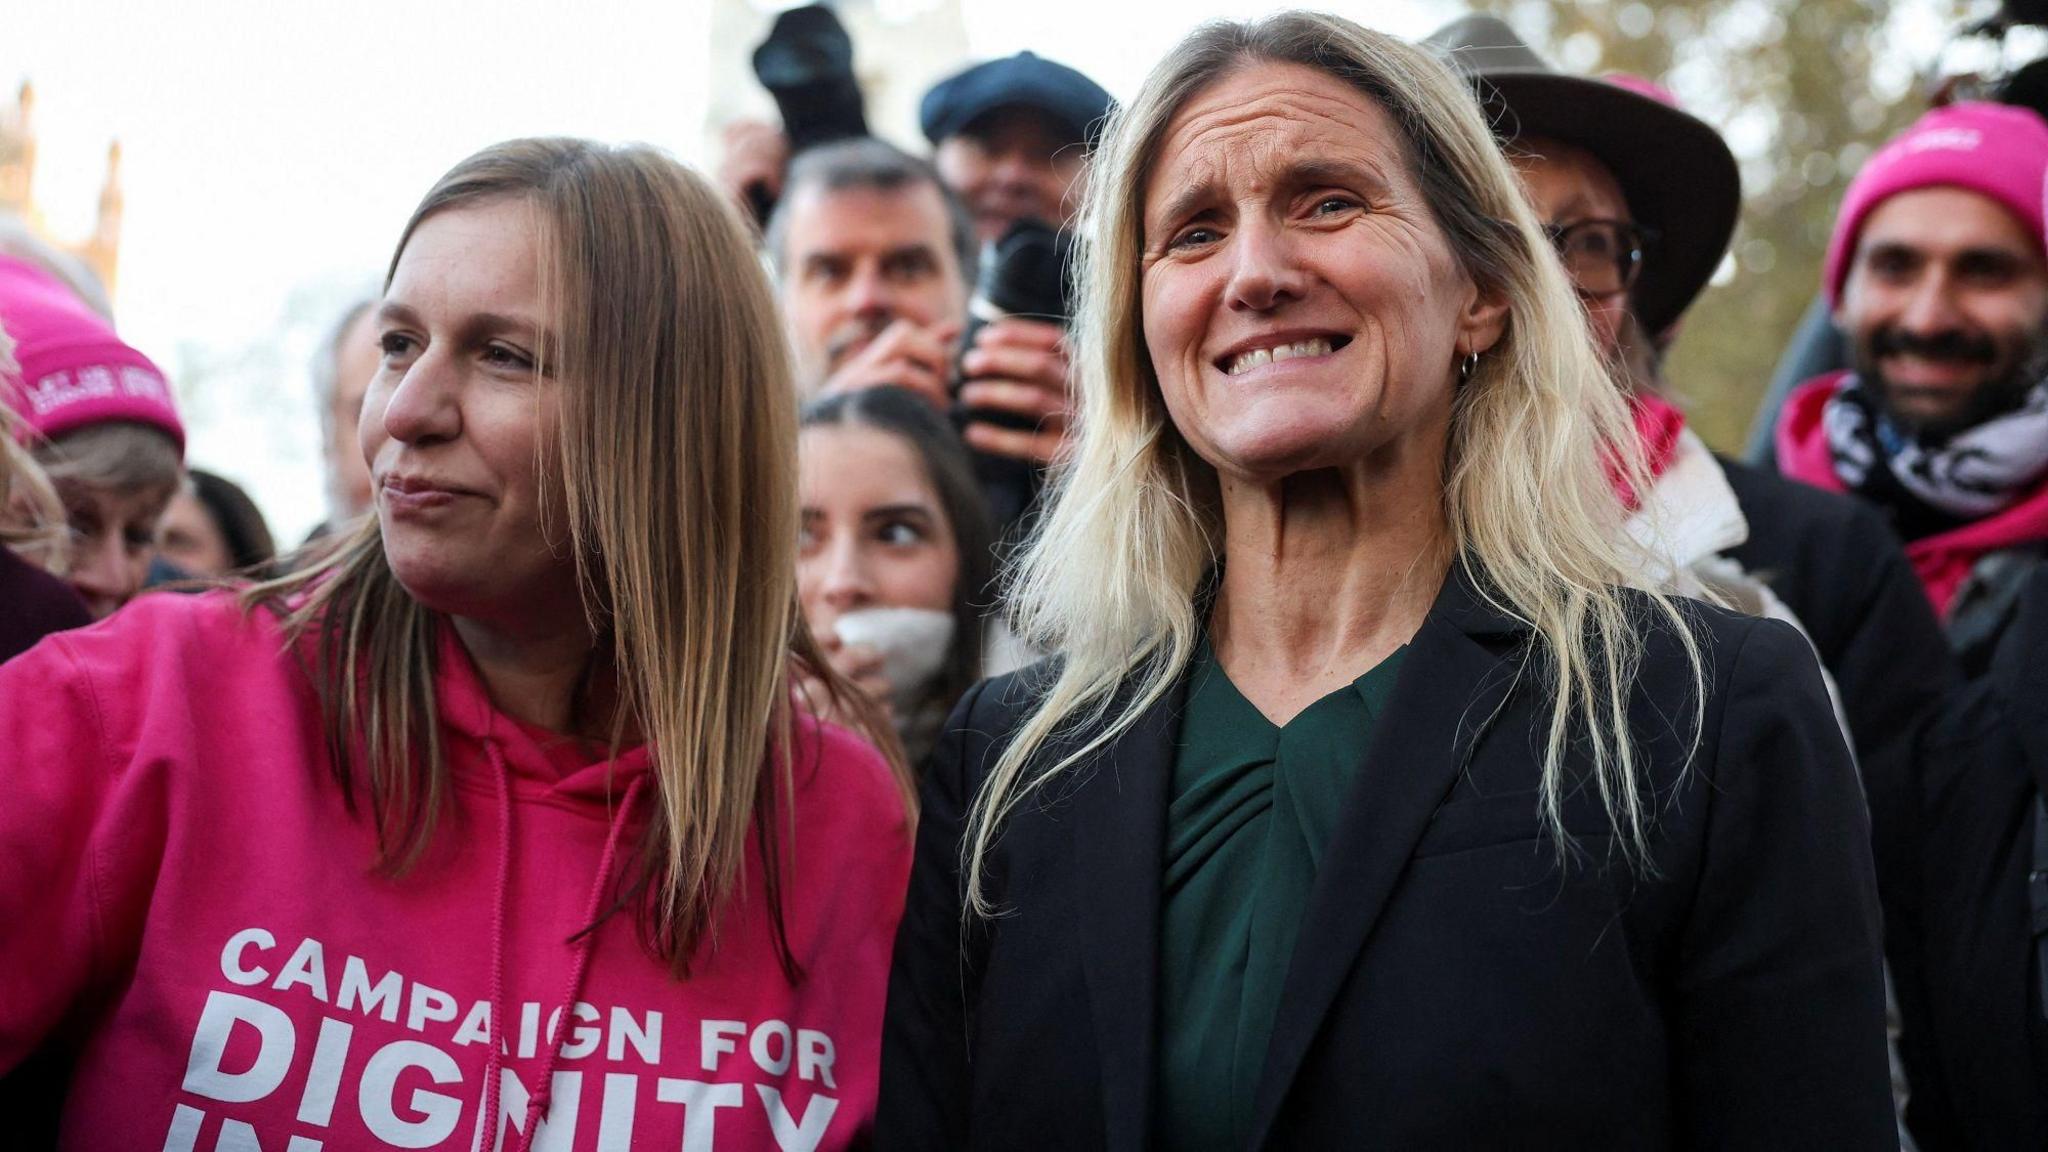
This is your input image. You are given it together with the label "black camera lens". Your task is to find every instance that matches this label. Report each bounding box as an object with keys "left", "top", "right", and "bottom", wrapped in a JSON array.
[
  {"left": 977, "top": 219, "right": 1074, "bottom": 324},
  {"left": 752, "top": 5, "right": 870, "bottom": 152}
]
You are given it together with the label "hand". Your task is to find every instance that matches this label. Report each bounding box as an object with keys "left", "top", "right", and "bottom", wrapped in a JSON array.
[
  {"left": 796, "top": 633, "right": 895, "bottom": 728},
  {"left": 716, "top": 120, "right": 790, "bottom": 227},
  {"left": 819, "top": 319, "right": 962, "bottom": 410},
  {"left": 957, "top": 316, "right": 1072, "bottom": 464}
]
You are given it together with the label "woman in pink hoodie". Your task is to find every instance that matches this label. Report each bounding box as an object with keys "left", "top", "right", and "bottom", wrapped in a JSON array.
[{"left": 0, "top": 139, "right": 913, "bottom": 1150}]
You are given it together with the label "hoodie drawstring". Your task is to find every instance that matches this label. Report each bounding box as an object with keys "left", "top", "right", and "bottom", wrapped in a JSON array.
[
  {"left": 481, "top": 738, "right": 514, "bottom": 1152},
  {"left": 477, "top": 735, "right": 649, "bottom": 1152}
]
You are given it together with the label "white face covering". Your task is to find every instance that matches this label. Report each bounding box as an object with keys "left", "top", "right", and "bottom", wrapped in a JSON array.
[{"left": 831, "top": 607, "right": 957, "bottom": 713}]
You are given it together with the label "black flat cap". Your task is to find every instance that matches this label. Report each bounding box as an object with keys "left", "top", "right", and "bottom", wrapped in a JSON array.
[{"left": 920, "top": 51, "right": 1115, "bottom": 151}]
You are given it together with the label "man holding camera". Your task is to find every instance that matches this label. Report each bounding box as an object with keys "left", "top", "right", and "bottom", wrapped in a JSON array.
[
  {"left": 768, "top": 139, "right": 973, "bottom": 405},
  {"left": 917, "top": 52, "right": 1110, "bottom": 469},
  {"left": 919, "top": 51, "right": 1105, "bottom": 246},
  {"left": 764, "top": 136, "right": 1067, "bottom": 559},
  {"left": 728, "top": 47, "right": 1112, "bottom": 468},
  {"left": 765, "top": 135, "right": 1070, "bottom": 461}
]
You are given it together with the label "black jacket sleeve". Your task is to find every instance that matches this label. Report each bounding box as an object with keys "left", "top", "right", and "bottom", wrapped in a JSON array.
[
  {"left": 1672, "top": 618, "right": 1895, "bottom": 1147},
  {"left": 877, "top": 679, "right": 990, "bottom": 1149}
]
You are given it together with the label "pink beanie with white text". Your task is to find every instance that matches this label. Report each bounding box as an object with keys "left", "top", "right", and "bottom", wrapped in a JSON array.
[
  {"left": 0, "top": 254, "right": 183, "bottom": 454},
  {"left": 1823, "top": 101, "right": 2048, "bottom": 307}
]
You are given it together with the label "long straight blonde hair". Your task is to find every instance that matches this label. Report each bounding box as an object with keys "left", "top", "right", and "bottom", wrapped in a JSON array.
[
  {"left": 965, "top": 14, "right": 1706, "bottom": 916},
  {"left": 247, "top": 139, "right": 907, "bottom": 975}
]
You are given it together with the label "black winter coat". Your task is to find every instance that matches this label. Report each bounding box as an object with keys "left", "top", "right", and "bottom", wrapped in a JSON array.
[
  {"left": 1897, "top": 568, "right": 2048, "bottom": 1149},
  {"left": 878, "top": 571, "right": 1894, "bottom": 1150},
  {"left": 1718, "top": 458, "right": 1963, "bottom": 1130}
]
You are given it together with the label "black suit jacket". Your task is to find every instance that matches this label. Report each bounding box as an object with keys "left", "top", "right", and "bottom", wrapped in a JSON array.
[{"left": 878, "top": 573, "right": 1894, "bottom": 1150}]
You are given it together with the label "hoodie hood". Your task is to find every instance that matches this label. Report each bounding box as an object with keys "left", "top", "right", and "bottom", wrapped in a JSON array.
[{"left": 431, "top": 620, "right": 653, "bottom": 807}]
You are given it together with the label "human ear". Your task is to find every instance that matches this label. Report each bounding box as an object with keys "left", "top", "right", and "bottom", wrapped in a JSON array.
[{"left": 1457, "top": 278, "right": 1511, "bottom": 358}]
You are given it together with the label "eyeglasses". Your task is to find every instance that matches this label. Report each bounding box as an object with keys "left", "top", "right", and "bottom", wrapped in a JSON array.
[{"left": 1544, "top": 219, "right": 1655, "bottom": 298}]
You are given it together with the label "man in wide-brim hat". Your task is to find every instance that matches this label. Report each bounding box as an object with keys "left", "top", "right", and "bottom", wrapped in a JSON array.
[
  {"left": 1423, "top": 13, "right": 1739, "bottom": 342},
  {"left": 1425, "top": 18, "right": 1958, "bottom": 1148}
]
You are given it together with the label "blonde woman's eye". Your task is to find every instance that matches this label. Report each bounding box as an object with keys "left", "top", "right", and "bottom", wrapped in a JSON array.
[{"left": 1169, "top": 226, "right": 1219, "bottom": 251}]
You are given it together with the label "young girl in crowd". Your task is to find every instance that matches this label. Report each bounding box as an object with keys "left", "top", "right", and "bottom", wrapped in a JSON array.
[
  {"left": 0, "top": 139, "right": 912, "bottom": 1148},
  {"left": 0, "top": 253, "right": 185, "bottom": 618},
  {"left": 797, "top": 386, "right": 994, "bottom": 767}
]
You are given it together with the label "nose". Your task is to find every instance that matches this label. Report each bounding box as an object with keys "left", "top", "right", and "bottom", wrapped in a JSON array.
[
  {"left": 377, "top": 350, "right": 462, "bottom": 447},
  {"left": 818, "top": 535, "right": 876, "bottom": 612},
  {"left": 1225, "top": 218, "right": 1309, "bottom": 314},
  {"left": 843, "top": 263, "right": 899, "bottom": 322},
  {"left": 990, "top": 146, "right": 1041, "bottom": 191},
  {"left": 68, "top": 530, "right": 140, "bottom": 616},
  {"left": 1898, "top": 268, "right": 1964, "bottom": 336}
]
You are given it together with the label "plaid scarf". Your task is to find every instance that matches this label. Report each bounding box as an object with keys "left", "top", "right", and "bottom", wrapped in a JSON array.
[{"left": 1823, "top": 373, "right": 2048, "bottom": 519}]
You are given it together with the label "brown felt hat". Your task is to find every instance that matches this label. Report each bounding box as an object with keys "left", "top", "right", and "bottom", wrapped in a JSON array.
[{"left": 1422, "top": 14, "right": 1742, "bottom": 336}]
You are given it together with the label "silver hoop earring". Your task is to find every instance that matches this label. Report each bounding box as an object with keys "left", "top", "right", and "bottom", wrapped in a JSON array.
[{"left": 1458, "top": 350, "right": 1480, "bottom": 384}]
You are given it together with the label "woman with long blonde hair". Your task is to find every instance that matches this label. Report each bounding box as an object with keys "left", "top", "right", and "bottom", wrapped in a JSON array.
[
  {"left": 0, "top": 139, "right": 911, "bottom": 1148},
  {"left": 880, "top": 13, "right": 1891, "bottom": 1148}
]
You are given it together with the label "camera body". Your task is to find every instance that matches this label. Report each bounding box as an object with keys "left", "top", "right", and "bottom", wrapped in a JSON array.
[
  {"left": 951, "top": 217, "right": 1075, "bottom": 543},
  {"left": 747, "top": 4, "right": 870, "bottom": 220},
  {"left": 955, "top": 218, "right": 1074, "bottom": 433}
]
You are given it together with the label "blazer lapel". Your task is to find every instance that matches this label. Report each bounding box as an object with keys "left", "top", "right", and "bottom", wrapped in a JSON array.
[
  {"left": 1073, "top": 670, "right": 1185, "bottom": 1152},
  {"left": 1246, "top": 570, "right": 1527, "bottom": 1148}
]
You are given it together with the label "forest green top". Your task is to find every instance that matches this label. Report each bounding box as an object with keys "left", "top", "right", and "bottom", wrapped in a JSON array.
[{"left": 1154, "top": 641, "right": 1408, "bottom": 1151}]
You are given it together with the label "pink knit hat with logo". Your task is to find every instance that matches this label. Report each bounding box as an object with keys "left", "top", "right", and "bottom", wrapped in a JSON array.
[
  {"left": 0, "top": 254, "right": 183, "bottom": 454},
  {"left": 1824, "top": 102, "right": 2048, "bottom": 307}
]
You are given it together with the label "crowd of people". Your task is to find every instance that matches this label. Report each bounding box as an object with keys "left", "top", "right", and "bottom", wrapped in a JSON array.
[{"left": 0, "top": 6, "right": 2044, "bottom": 1148}]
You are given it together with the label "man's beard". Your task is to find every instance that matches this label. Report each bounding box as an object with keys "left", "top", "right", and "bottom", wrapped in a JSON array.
[{"left": 1852, "top": 323, "right": 2048, "bottom": 445}]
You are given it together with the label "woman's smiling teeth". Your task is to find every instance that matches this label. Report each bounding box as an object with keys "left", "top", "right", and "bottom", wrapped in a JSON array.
[{"left": 1223, "top": 337, "right": 1338, "bottom": 376}]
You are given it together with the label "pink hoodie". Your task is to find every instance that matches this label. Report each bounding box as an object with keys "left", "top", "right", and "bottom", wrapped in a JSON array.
[
  {"left": 1777, "top": 371, "right": 2048, "bottom": 617},
  {"left": 0, "top": 590, "right": 911, "bottom": 1151}
]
